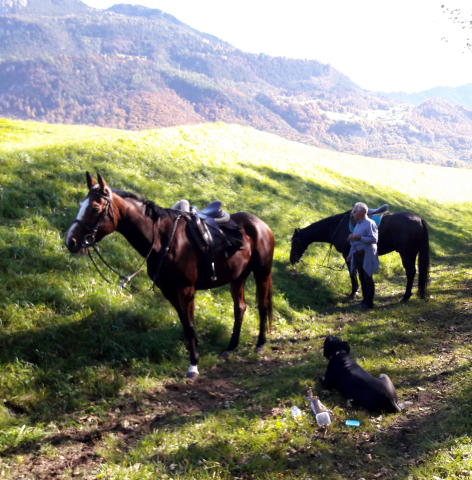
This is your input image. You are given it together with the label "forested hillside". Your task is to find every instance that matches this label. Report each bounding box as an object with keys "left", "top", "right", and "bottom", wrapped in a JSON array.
[{"left": 0, "top": 2, "right": 471, "bottom": 166}]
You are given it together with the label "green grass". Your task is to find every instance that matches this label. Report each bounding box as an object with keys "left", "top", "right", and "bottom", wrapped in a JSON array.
[{"left": 1, "top": 118, "right": 472, "bottom": 479}]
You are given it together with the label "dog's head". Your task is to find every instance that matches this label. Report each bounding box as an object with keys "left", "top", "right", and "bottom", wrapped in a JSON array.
[{"left": 323, "top": 335, "right": 351, "bottom": 359}]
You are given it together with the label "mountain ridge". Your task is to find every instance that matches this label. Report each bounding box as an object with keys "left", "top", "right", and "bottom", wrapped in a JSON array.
[
  {"left": 0, "top": 0, "right": 90, "bottom": 15},
  {"left": 381, "top": 83, "right": 472, "bottom": 111},
  {"left": 0, "top": 2, "right": 471, "bottom": 167}
]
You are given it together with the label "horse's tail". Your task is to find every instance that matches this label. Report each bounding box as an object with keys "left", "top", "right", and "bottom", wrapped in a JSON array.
[
  {"left": 417, "top": 218, "right": 430, "bottom": 299},
  {"left": 267, "top": 274, "right": 273, "bottom": 334}
]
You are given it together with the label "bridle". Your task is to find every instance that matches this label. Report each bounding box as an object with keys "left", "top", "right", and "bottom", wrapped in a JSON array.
[
  {"left": 291, "top": 233, "right": 307, "bottom": 265},
  {"left": 292, "top": 213, "right": 349, "bottom": 271},
  {"left": 71, "top": 191, "right": 181, "bottom": 293},
  {"left": 71, "top": 191, "right": 115, "bottom": 249}
]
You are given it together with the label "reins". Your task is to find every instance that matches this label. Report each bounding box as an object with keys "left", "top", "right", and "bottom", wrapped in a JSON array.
[
  {"left": 87, "top": 238, "right": 155, "bottom": 293},
  {"left": 319, "top": 245, "right": 346, "bottom": 272},
  {"left": 318, "top": 213, "right": 350, "bottom": 272},
  {"left": 151, "top": 212, "right": 182, "bottom": 285},
  {"left": 73, "top": 192, "right": 182, "bottom": 294},
  {"left": 87, "top": 213, "right": 182, "bottom": 293}
]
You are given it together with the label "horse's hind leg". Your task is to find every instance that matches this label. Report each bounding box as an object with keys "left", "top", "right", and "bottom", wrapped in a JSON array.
[
  {"left": 401, "top": 255, "right": 416, "bottom": 302},
  {"left": 221, "top": 271, "right": 251, "bottom": 359},
  {"left": 254, "top": 273, "right": 272, "bottom": 355},
  {"left": 251, "top": 231, "right": 274, "bottom": 355}
]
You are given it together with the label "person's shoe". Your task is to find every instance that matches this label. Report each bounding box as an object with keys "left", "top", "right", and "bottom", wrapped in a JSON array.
[{"left": 358, "top": 303, "right": 373, "bottom": 309}]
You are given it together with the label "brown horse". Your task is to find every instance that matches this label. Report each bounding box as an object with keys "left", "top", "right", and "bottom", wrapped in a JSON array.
[{"left": 66, "top": 172, "right": 274, "bottom": 381}]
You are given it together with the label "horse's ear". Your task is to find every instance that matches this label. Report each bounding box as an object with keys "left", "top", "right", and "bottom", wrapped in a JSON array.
[
  {"left": 97, "top": 171, "right": 113, "bottom": 199},
  {"left": 86, "top": 171, "right": 96, "bottom": 190},
  {"left": 294, "top": 228, "right": 300, "bottom": 235},
  {"left": 97, "top": 171, "right": 108, "bottom": 190}
]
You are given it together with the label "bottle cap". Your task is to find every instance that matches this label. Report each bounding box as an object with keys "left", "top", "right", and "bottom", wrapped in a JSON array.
[{"left": 345, "top": 419, "right": 360, "bottom": 427}]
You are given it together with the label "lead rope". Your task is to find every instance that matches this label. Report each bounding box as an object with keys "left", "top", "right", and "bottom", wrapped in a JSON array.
[{"left": 319, "top": 213, "right": 350, "bottom": 272}]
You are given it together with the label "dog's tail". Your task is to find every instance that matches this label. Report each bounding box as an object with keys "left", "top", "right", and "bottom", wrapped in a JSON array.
[{"left": 396, "top": 401, "right": 413, "bottom": 412}]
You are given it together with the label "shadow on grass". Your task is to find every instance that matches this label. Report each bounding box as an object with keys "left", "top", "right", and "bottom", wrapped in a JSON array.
[
  {"left": 271, "top": 259, "right": 337, "bottom": 312},
  {"left": 0, "top": 299, "right": 259, "bottom": 416},
  {"left": 81, "top": 356, "right": 472, "bottom": 479}
]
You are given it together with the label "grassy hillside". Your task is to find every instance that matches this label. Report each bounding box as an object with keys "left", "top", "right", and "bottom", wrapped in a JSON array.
[{"left": 1, "top": 118, "right": 472, "bottom": 479}]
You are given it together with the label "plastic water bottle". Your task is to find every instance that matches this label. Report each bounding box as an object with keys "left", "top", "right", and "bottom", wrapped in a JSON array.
[
  {"left": 306, "top": 391, "right": 332, "bottom": 427},
  {"left": 290, "top": 406, "right": 303, "bottom": 421}
]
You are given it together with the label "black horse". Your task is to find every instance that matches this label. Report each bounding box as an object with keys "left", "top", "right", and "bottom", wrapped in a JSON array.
[{"left": 290, "top": 211, "right": 429, "bottom": 301}]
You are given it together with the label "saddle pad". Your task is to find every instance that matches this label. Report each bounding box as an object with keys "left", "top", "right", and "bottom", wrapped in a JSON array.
[{"left": 349, "top": 214, "right": 383, "bottom": 233}]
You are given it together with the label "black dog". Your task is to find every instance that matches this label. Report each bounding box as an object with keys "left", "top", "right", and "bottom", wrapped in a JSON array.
[{"left": 320, "top": 336, "right": 410, "bottom": 413}]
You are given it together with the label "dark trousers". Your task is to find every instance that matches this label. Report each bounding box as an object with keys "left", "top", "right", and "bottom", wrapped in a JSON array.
[{"left": 354, "top": 251, "right": 375, "bottom": 307}]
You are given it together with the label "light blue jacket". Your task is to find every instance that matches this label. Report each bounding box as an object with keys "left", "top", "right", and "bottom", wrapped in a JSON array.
[{"left": 349, "top": 217, "right": 379, "bottom": 276}]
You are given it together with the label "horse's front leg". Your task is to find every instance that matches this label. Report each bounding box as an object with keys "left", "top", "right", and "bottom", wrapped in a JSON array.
[
  {"left": 345, "top": 255, "right": 359, "bottom": 298},
  {"left": 166, "top": 286, "right": 200, "bottom": 381}
]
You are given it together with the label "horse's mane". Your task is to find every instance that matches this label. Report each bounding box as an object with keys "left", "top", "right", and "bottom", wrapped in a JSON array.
[
  {"left": 111, "top": 188, "right": 143, "bottom": 202},
  {"left": 111, "top": 188, "right": 177, "bottom": 221}
]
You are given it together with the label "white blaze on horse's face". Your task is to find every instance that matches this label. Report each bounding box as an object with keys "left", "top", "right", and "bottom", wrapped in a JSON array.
[
  {"left": 77, "top": 198, "right": 91, "bottom": 221},
  {"left": 65, "top": 198, "right": 90, "bottom": 248}
]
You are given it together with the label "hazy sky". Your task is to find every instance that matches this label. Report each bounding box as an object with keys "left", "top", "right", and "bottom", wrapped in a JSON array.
[{"left": 80, "top": 0, "right": 472, "bottom": 93}]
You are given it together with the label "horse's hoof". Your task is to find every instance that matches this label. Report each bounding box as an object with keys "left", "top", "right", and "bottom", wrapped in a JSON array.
[
  {"left": 220, "top": 350, "right": 233, "bottom": 360},
  {"left": 254, "top": 346, "right": 264, "bottom": 355},
  {"left": 186, "top": 371, "right": 199, "bottom": 382},
  {"left": 401, "top": 297, "right": 410, "bottom": 303},
  {"left": 186, "top": 364, "right": 199, "bottom": 382}
]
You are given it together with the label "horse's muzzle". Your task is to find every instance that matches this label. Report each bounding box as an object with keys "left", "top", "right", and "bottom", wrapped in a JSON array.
[{"left": 66, "top": 237, "right": 88, "bottom": 255}]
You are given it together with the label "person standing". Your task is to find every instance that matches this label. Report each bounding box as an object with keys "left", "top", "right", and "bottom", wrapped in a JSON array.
[{"left": 347, "top": 202, "right": 379, "bottom": 309}]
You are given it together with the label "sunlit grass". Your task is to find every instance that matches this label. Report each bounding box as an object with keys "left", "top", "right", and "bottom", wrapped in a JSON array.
[{"left": 1, "top": 119, "right": 472, "bottom": 479}]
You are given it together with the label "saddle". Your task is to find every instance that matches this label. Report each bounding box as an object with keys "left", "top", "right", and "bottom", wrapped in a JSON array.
[
  {"left": 172, "top": 199, "right": 244, "bottom": 280},
  {"left": 368, "top": 204, "right": 389, "bottom": 216},
  {"left": 349, "top": 204, "right": 389, "bottom": 233}
]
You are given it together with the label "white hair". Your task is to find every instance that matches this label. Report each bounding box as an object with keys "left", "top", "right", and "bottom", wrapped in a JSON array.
[{"left": 353, "top": 202, "right": 368, "bottom": 214}]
